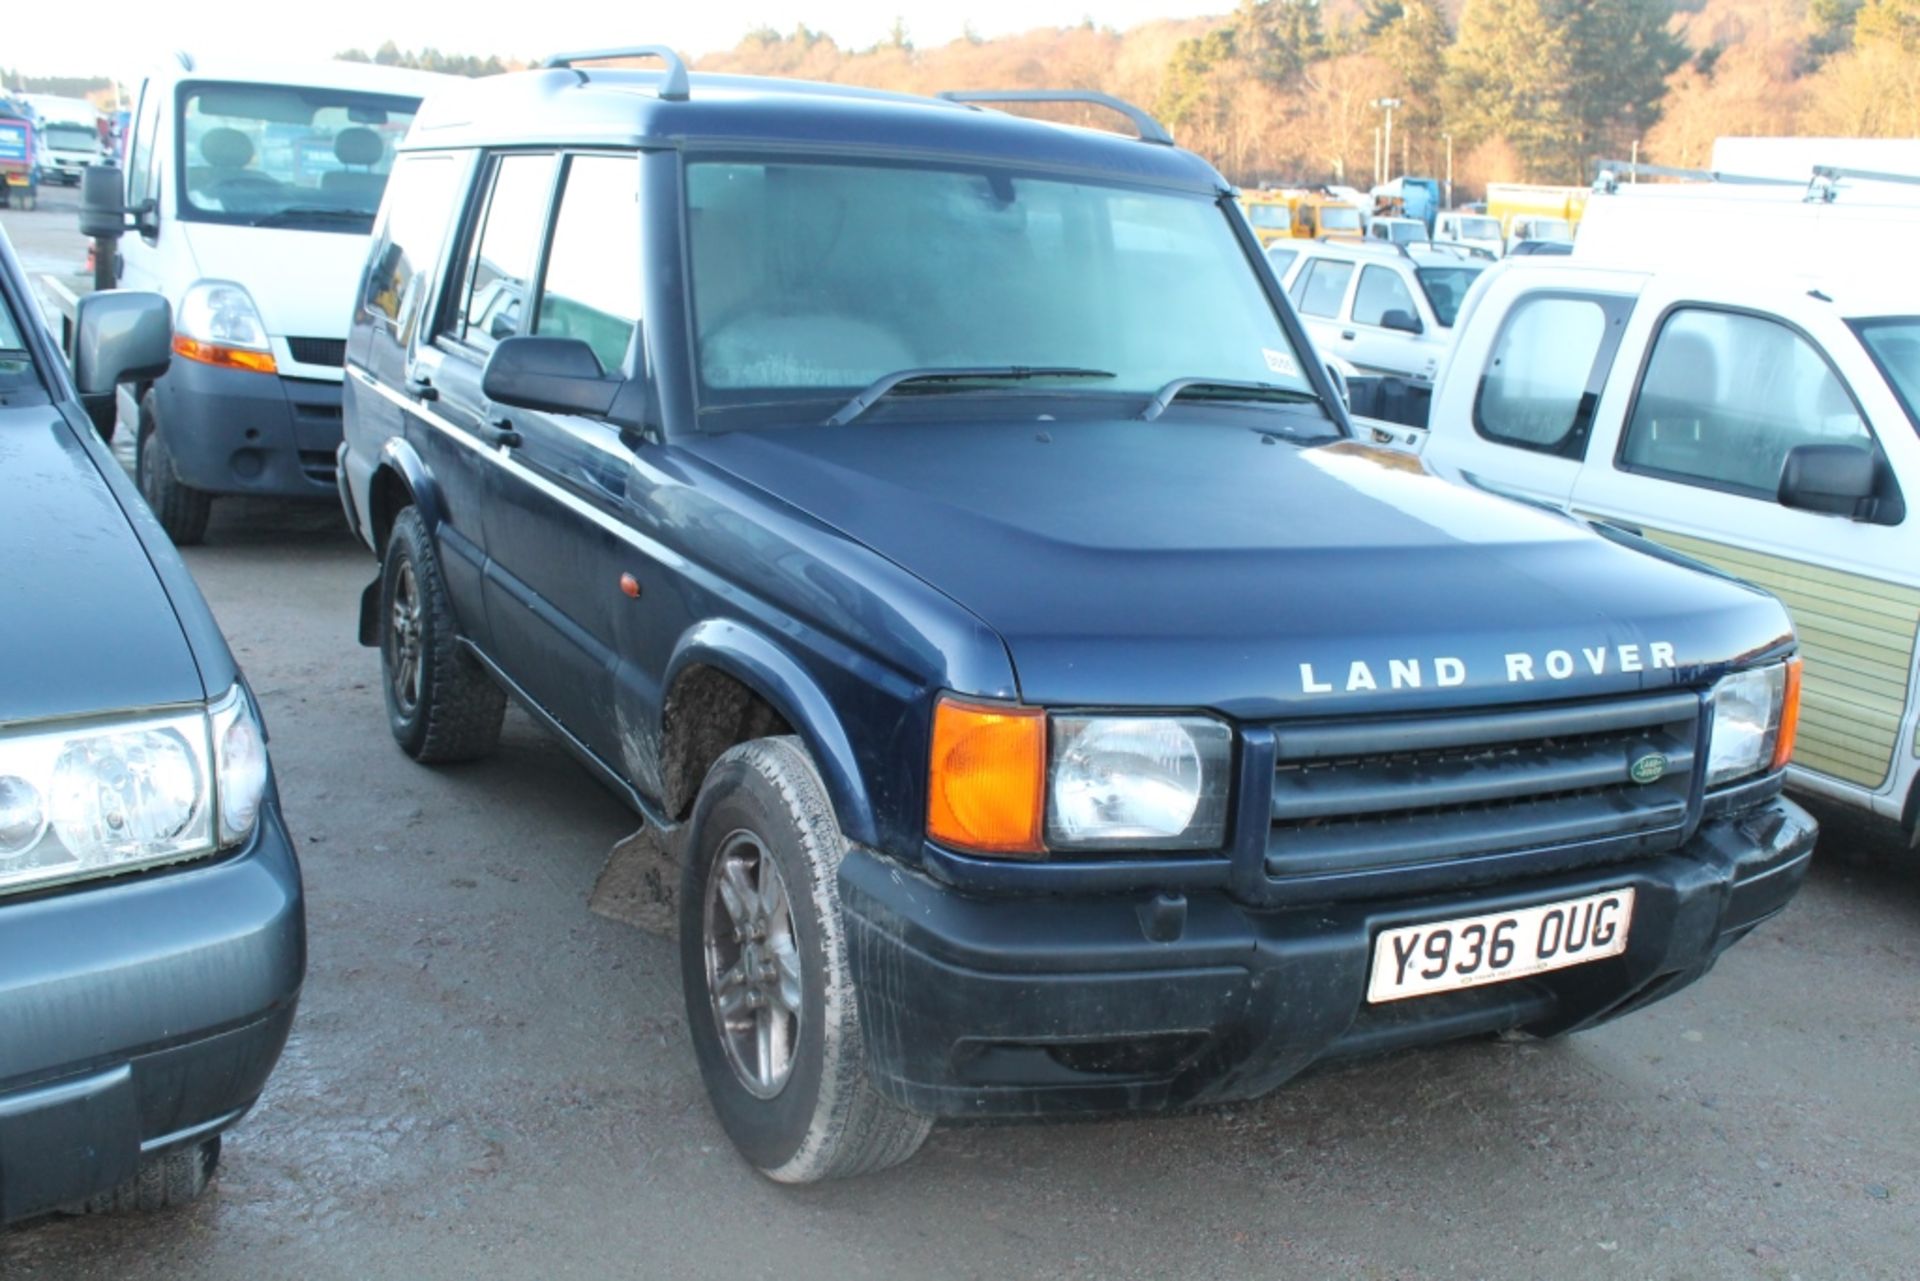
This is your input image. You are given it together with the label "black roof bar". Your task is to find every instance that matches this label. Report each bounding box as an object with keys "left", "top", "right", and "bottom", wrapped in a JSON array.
[
  {"left": 542, "top": 45, "right": 690, "bottom": 101},
  {"left": 1811, "top": 164, "right": 1920, "bottom": 188},
  {"left": 937, "top": 90, "right": 1174, "bottom": 146}
]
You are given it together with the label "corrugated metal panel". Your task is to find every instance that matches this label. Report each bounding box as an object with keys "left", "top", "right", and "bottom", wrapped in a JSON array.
[{"left": 1642, "top": 527, "right": 1918, "bottom": 788}]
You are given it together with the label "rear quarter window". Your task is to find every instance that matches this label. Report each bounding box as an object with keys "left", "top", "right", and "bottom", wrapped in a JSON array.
[
  {"left": 361, "top": 152, "right": 462, "bottom": 340},
  {"left": 1473, "top": 292, "right": 1629, "bottom": 458}
]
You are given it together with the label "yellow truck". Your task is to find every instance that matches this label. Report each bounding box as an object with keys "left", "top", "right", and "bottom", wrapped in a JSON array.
[
  {"left": 1238, "top": 190, "right": 1296, "bottom": 246},
  {"left": 1486, "top": 182, "right": 1587, "bottom": 251}
]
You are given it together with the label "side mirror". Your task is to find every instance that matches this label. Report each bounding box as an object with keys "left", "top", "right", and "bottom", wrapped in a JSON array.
[
  {"left": 1380, "top": 308, "right": 1423, "bottom": 335},
  {"left": 73, "top": 290, "right": 171, "bottom": 395},
  {"left": 1778, "top": 442, "right": 1878, "bottom": 518},
  {"left": 78, "top": 164, "right": 129, "bottom": 239},
  {"left": 482, "top": 336, "right": 621, "bottom": 419}
]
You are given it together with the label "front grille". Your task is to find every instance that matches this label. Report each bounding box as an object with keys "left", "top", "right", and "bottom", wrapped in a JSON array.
[
  {"left": 1265, "top": 692, "right": 1699, "bottom": 896},
  {"left": 286, "top": 336, "right": 347, "bottom": 367},
  {"left": 298, "top": 450, "right": 337, "bottom": 483}
]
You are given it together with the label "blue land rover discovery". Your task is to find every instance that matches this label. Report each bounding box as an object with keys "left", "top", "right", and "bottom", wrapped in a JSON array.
[{"left": 338, "top": 50, "right": 1814, "bottom": 1181}]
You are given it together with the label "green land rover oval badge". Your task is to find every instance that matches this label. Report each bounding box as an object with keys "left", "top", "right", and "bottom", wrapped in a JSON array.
[{"left": 1629, "top": 752, "right": 1669, "bottom": 785}]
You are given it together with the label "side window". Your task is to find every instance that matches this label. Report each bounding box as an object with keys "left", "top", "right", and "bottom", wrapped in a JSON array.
[
  {"left": 446, "top": 152, "right": 558, "bottom": 355},
  {"left": 1474, "top": 294, "right": 1617, "bottom": 456},
  {"left": 1294, "top": 259, "right": 1355, "bottom": 319},
  {"left": 125, "top": 81, "right": 161, "bottom": 208},
  {"left": 1353, "top": 265, "right": 1418, "bottom": 328},
  {"left": 361, "top": 154, "right": 461, "bottom": 340},
  {"left": 535, "top": 154, "right": 641, "bottom": 374},
  {"left": 1620, "top": 309, "right": 1872, "bottom": 498}
]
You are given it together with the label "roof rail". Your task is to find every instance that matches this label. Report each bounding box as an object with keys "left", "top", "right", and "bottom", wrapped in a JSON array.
[
  {"left": 541, "top": 45, "right": 690, "bottom": 101},
  {"left": 1808, "top": 164, "right": 1920, "bottom": 203},
  {"left": 1591, "top": 159, "right": 1799, "bottom": 193},
  {"left": 937, "top": 90, "right": 1173, "bottom": 146}
]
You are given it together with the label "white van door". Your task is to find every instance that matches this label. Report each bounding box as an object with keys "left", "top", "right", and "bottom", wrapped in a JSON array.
[
  {"left": 115, "top": 78, "right": 167, "bottom": 296},
  {"left": 1568, "top": 297, "right": 1920, "bottom": 806}
]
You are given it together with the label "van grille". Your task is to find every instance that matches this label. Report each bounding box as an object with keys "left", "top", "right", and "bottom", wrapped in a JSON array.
[
  {"left": 286, "top": 337, "right": 347, "bottom": 367},
  {"left": 1264, "top": 692, "right": 1699, "bottom": 898}
]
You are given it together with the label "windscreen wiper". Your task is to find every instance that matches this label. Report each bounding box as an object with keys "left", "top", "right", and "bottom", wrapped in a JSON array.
[
  {"left": 826, "top": 366, "right": 1115, "bottom": 426},
  {"left": 1140, "top": 377, "right": 1325, "bottom": 423}
]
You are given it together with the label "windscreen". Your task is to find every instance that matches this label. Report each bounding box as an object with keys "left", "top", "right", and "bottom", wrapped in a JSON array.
[
  {"left": 1318, "top": 205, "right": 1362, "bottom": 232},
  {"left": 1459, "top": 215, "right": 1500, "bottom": 240},
  {"left": 685, "top": 158, "right": 1315, "bottom": 418},
  {"left": 1247, "top": 204, "right": 1291, "bottom": 230},
  {"left": 1415, "top": 266, "right": 1484, "bottom": 328},
  {"left": 177, "top": 82, "right": 420, "bottom": 232},
  {"left": 1854, "top": 317, "right": 1920, "bottom": 431},
  {"left": 1525, "top": 218, "right": 1573, "bottom": 243},
  {"left": 43, "top": 123, "right": 97, "bottom": 153}
]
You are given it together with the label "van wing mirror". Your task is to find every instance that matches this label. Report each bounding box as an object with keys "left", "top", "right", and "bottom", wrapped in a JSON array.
[
  {"left": 1379, "top": 308, "right": 1423, "bottom": 335},
  {"left": 482, "top": 336, "right": 621, "bottom": 419},
  {"left": 78, "top": 164, "right": 129, "bottom": 239},
  {"left": 1777, "top": 442, "right": 1879, "bottom": 518},
  {"left": 73, "top": 291, "right": 172, "bottom": 395}
]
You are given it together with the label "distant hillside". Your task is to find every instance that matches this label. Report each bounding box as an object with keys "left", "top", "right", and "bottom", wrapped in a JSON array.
[{"left": 697, "top": 0, "right": 1918, "bottom": 194}]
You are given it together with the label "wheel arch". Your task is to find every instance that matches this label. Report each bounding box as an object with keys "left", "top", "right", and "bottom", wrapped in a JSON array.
[
  {"left": 664, "top": 620, "right": 878, "bottom": 849},
  {"left": 368, "top": 436, "right": 446, "bottom": 558}
]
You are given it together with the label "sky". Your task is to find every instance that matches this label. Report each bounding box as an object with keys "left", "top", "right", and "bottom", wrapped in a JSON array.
[{"left": 5, "top": 1, "right": 1228, "bottom": 78}]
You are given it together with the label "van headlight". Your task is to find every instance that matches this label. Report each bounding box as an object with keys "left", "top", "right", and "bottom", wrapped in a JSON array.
[
  {"left": 173, "top": 280, "right": 278, "bottom": 374},
  {"left": 1705, "top": 660, "right": 1802, "bottom": 787},
  {"left": 925, "top": 696, "right": 1233, "bottom": 857},
  {"left": 0, "top": 685, "right": 270, "bottom": 897}
]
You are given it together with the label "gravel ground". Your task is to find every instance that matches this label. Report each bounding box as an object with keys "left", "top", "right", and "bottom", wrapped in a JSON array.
[{"left": 2, "top": 191, "right": 1916, "bottom": 1281}]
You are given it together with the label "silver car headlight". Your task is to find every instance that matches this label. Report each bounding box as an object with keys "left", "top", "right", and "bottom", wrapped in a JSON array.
[
  {"left": 1705, "top": 662, "right": 1797, "bottom": 787},
  {"left": 0, "top": 685, "right": 269, "bottom": 897},
  {"left": 1046, "top": 715, "right": 1233, "bottom": 850}
]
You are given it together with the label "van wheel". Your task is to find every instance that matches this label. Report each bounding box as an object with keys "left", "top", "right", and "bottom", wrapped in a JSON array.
[
  {"left": 379, "top": 506, "right": 505, "bottom": 762},
  {"left": 680, "top": 737, "right": 932, "bottom": 1183},
  {"left": 76, "top": 1138, "right": 219, "bottom": 1214},
  {"left": 137, "top": 391, "right": 212, "bottom": 546}
]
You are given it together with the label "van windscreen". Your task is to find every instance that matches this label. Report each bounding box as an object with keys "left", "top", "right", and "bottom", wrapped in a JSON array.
[{"left": 176, "top": 82, "right": 421, "bottom": 233}]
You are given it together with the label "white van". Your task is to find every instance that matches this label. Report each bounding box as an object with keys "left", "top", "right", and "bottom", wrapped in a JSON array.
[
  {"left": 110, "top": 55, "right": 447, "bottom": 542},
  {"left": 23, "top": 94, "right": 104, "bottom": 185},
  {"left": 1435, "top": 209, "right": 1504, "bottom": 258}
]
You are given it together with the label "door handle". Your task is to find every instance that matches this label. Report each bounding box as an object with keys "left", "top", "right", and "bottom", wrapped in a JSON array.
[
  {"left": 484, "top": 417, "right": 523, "bottom": 449},
  {"left": 404, "top": 373, "right": 439, "bottom": 402},
  {"left": 1340, "top": 330, "right": 1356, "bottom": 341}
]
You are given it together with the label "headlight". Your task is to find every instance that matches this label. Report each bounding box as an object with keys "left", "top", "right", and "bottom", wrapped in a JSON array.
[
  {"left": 926, "top": 696, "right": 1233, "bottom": 857},
  {"left": 172, "top": 280, "right": 277, "bottom": 374},
  {"left": 0, "top": 685, "right": 269, "bottom": 897},
  {"left": 1706, "top": 659, "right": 1802, "bottom": 787},
  {"left": 1047, "top": 716, "right": 1232, "bottom": 850}
]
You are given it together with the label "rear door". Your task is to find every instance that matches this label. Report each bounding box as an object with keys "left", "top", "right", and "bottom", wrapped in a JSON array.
[
  {"left": 1570, "top": 295, "right": 1917, "bottom": 798},
  {"left": 478, "top": 151, "right": 645, "bottom": 766},
  {"left": 417, "top": 150, "right": 561, "bottom": 651},
  {"left": 1287, "top": 254, "right": 1358, "bottom": 363}
]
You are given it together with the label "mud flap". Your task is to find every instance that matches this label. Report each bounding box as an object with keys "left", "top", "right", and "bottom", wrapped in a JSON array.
[
  {"left": 589, "top": 825, "right": 680, "bottom": 939},
  {"left": 357, "top": 575, "right": 381, "bottom": 647}
]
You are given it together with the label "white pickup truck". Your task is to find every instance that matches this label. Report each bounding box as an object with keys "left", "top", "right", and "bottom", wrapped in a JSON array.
[{"left": 1347, "top": 259, "right": 1920, "bottom": 845}]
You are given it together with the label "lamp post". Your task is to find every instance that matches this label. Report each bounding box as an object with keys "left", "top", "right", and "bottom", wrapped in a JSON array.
[
  {"left": 1372, "top": 97, "right": 1402, "bottom": 186},
  {"left": 1443, "top": 132, "right": 1453, "bottom": 209}
]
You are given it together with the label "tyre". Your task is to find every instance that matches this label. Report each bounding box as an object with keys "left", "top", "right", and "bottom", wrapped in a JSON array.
[
  {"left": 137, "top": 390, "right": 213, "bottom": 546},
  {"left": 76, "top": 1137, "right": 219, "bottom": 1215},
  {"left": 379, "top": 505, "right": 506, "bottom": 762},
  {"left": 680, "top": 737, "right": 931, "bottom": 1182}
]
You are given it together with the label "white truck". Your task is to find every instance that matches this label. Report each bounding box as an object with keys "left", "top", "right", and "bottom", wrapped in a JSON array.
[
  {"left": 22, "top": 94, "right": 104, "bottom": 186},
  {"left": 1345, "top": 255, "right": 1920, "bottom": 846}
]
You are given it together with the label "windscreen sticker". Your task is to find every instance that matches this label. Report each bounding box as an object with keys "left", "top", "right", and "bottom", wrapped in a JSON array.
[{"left": 1262, "top": 348, "right": 1300, "bottom": 379}]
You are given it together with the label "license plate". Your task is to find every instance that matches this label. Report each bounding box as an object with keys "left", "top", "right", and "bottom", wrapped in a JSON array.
[{"left": 1366, "top": 887, "right": 1635, "bottom": 1004}]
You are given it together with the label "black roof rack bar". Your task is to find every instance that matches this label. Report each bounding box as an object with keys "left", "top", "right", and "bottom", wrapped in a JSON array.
[
  {"left": 937, "top": 90, "right": 1174, "bottom": 146},
  {"left": 1812, "top": 164, "right": 1920, "bottom": 188},
  {"left": 541, "top": 45, "right": 690, "bottom": 101},
  {"left": 1591, "top": 159, "right": 1800, "bottom": 191}
]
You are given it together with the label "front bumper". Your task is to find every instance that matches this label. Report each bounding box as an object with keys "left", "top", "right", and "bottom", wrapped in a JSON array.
[
  {"left": 840, "top": 797, "right": 1814, "bottom": 1119},
  {"left": 152, "top": 356, "right": 343, "bottom": 499},
  {"left": 0, "top": 801, "right": 305, "bottom": 1224}
]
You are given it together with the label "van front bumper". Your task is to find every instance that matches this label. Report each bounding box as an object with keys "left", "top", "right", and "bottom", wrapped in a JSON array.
[
  {"left": 152, "top": 356, "right": 342, "bottom": 500},
  {"left": 840, "top": 798, "right": 1814, "bottom": 1119},
  {"left": 0, "top": 801, "right": 305, "bottom": 1224}
]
